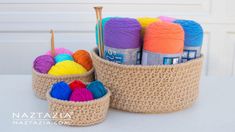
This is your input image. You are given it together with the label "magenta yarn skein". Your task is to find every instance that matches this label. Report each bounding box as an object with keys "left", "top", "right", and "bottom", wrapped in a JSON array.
[{"left": 69, "top": 88, "right": 94, "bottom": 102}]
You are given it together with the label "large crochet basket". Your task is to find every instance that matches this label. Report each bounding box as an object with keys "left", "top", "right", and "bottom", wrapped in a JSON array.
[
  {"left": 32, "top": 68, "right": 95, "bottom": 100},
  {"left": 91, "top": 48, "right": 203, "bottom": 113},
  {"left": 46, "top": 87, "right": 111, "bottom": 126}
]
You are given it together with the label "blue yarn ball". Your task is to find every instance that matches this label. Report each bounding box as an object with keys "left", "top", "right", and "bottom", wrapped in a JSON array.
[
  {"left": 87, "top": 81, "right": 107, "bottom": 99},
  {"left": 96, "top": 17, "right": 112, "bottom": 46},
  {"left": 50, "top": 81, "right": 72, "bottom": 100},
  {"left": 54, "top": 54, "right": 74, "bottom": 63},
  {"left": 174, "top": 20, "right": 203, "bottom": 47}
]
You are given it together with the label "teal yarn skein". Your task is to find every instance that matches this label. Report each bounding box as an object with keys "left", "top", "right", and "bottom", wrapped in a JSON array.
[
  {"left": 50, "top": 81, "right": 72, "bottom": 101},
  {"left": 87, "top": 81, "right": 107, "bottom": 99},
  {"left": 95, "top": 17, "right": 112, "bottom": 46},
  {"left": 54, "top": 53, "right": 74, "bottom": 63}
]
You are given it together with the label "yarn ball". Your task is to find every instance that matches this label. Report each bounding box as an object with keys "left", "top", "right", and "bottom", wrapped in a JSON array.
[
  {"left": 72, "top": 50, "right": 93, "bottom": 71},
  {"left": 54, "top": 53, "right": 74, "bottom": 63},
  {"left": 48, "top": 60, "right": 87, "bottom": 76},
  {"left": 87, "top": 81, "right": 107, "bottom": 99},
  {"left": 137, "top": 17, "right": 161, "bottom": 36},
  {"left": 33, "top": 55, "right": 55, "bottom": 74},
  {"left": 158, "top": 16, "right": 176, "bottom": 23},
  {"left": 50, "top": 81, "right": 72, "bottom": 100},
  {"left": 46, "top": 48, "right": 73, "bottom": 56},
  {"left": 69, "top": 88, "right": 94, "bottom": 102},
  {"left": 144, "top": 22, "right": 184, "bottom": 54},
  {"left": 174, "top": 20, "right": 203, "bottom": 47},
  {"left": 69, "top": 80, "right": 86, "bottom": 91},
  {"left": 104, "top": 17, "right": 141, "bottom": 49},
  {"left": 96, "top": 17, "right": 112, "bottom": 46}
]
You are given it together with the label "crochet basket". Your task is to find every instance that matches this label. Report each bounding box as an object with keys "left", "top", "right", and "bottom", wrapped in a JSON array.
[
  {"left": 46, "top": 87, "right": 111, "bottom": 126},
  {"left": 32, "top": 68, "right": 95, "bottom": 100},
  {"left": 91, "top": 48, "right": 203, "bottom": 113}
]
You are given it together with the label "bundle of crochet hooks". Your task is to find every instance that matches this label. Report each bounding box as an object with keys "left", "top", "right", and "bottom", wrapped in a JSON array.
[{"left": 94, "top": 6, "right": 104, "bottom": 58}]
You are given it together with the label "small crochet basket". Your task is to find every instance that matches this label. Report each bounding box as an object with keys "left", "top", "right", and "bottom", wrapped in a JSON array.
[
  {"left": 32, "top": 68, "right": 95, "bottom": 100},
  {"left": 91, "top": 48, "right": 203, "bottom": 113},
  {"left": 46, "top": 87, "right": 111, "bottom": 126}
]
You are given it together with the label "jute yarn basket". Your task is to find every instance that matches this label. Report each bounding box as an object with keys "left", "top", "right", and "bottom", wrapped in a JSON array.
[
  {"left": 46, "top": 87, "right": 111, "bottom": 126},
  {"left": 32, "top": 68, "right": 95, "bottom": 100},
  {"left": 91, "top": 48, "right": 203, "bottom": 113}
]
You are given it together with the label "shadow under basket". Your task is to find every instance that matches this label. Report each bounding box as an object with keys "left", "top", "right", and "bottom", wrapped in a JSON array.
[
  {"left": 91, "top": 48, "right": 204, "bottom": 113},
  {"left": 46, "top": 88, "right": 111, "bottom": 126},
  {"left": 32, "top": 68, "right": 95, "bottom": 100}
]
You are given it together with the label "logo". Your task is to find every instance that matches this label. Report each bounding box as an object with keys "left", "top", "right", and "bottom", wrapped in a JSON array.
[{"left": 12, "top": 112, "right": 73, "bottom": 126}]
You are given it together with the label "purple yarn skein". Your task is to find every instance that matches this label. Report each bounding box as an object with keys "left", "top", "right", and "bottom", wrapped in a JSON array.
[
  {"left": 104, "top": 18, "right": 141, "bottom": 49},
  {"left": 33, "top": 55, "right": 55, "bottom": 74}
]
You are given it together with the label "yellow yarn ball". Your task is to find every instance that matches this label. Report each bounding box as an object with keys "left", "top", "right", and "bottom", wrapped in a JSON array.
[
  {"left": 48, "top": 60, "right": 87, "bottom": 76},
  {"left": 137, "top": 17, "right": 161, "bottom": 36}
]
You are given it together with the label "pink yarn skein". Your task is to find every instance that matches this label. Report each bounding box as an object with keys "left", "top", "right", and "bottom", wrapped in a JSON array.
[
  {"left": 69, "top": 88, "right": 94, "bottom": 102},
  {"left": 45, "top": 48, "right": 73, "bottom": 56},
  {"left": 158, "top": 16, "right": 176, "bottom": 23}
]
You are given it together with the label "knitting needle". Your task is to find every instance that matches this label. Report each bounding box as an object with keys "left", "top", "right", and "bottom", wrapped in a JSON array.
[
  {"left": 99, "top": 7, "right": 104, "bottom": 58},
  {"left": 97, "top": 7, "right": 104, "bottom": 58},
  {"left": 94, "top": 7, "right": 102, "bottom": 57},
  {"left": 94, "top": 6, "right": 104, "bottom": 58}
]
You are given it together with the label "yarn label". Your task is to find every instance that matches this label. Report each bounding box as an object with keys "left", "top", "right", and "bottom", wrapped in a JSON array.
[
  {"left": 142, "top": 50, "right": 182, "bottom": 65},
  {"left": 104, "top": 46, "right": 141, "bottom": 65},
  {"left": 182, "top": 46, "right": 201, "bottom": 62}
]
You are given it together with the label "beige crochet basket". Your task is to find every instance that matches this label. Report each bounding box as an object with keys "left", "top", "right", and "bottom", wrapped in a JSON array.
[
  {"left": 32, "top": 68, "right": 95, "bottom": 100},
  {"left": 91, "top": 48, "right": 203, "bottom": 113},
  {"left": 46, "top": 87, "right": 111, "bottom": 126}
]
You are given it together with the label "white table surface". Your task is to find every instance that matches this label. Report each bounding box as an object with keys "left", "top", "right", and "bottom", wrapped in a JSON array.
[{"left": 0, "top": 75, "right": 234, "bottom": 132}]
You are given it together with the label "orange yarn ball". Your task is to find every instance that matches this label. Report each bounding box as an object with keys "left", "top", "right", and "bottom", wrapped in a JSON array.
[{"left": 72, "top": 50, "right": 93, "bottom": 71}]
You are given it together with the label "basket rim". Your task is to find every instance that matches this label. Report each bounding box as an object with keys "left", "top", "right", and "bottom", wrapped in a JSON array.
[
  {"left": 32, "top": 67, "right": 94, "bottom": 79},
  {"left": 46, "top": 87, "right": 111, "bottom": 106},
  {"left": 91, "top": 48, "right": 204, "bottom": 69}
]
